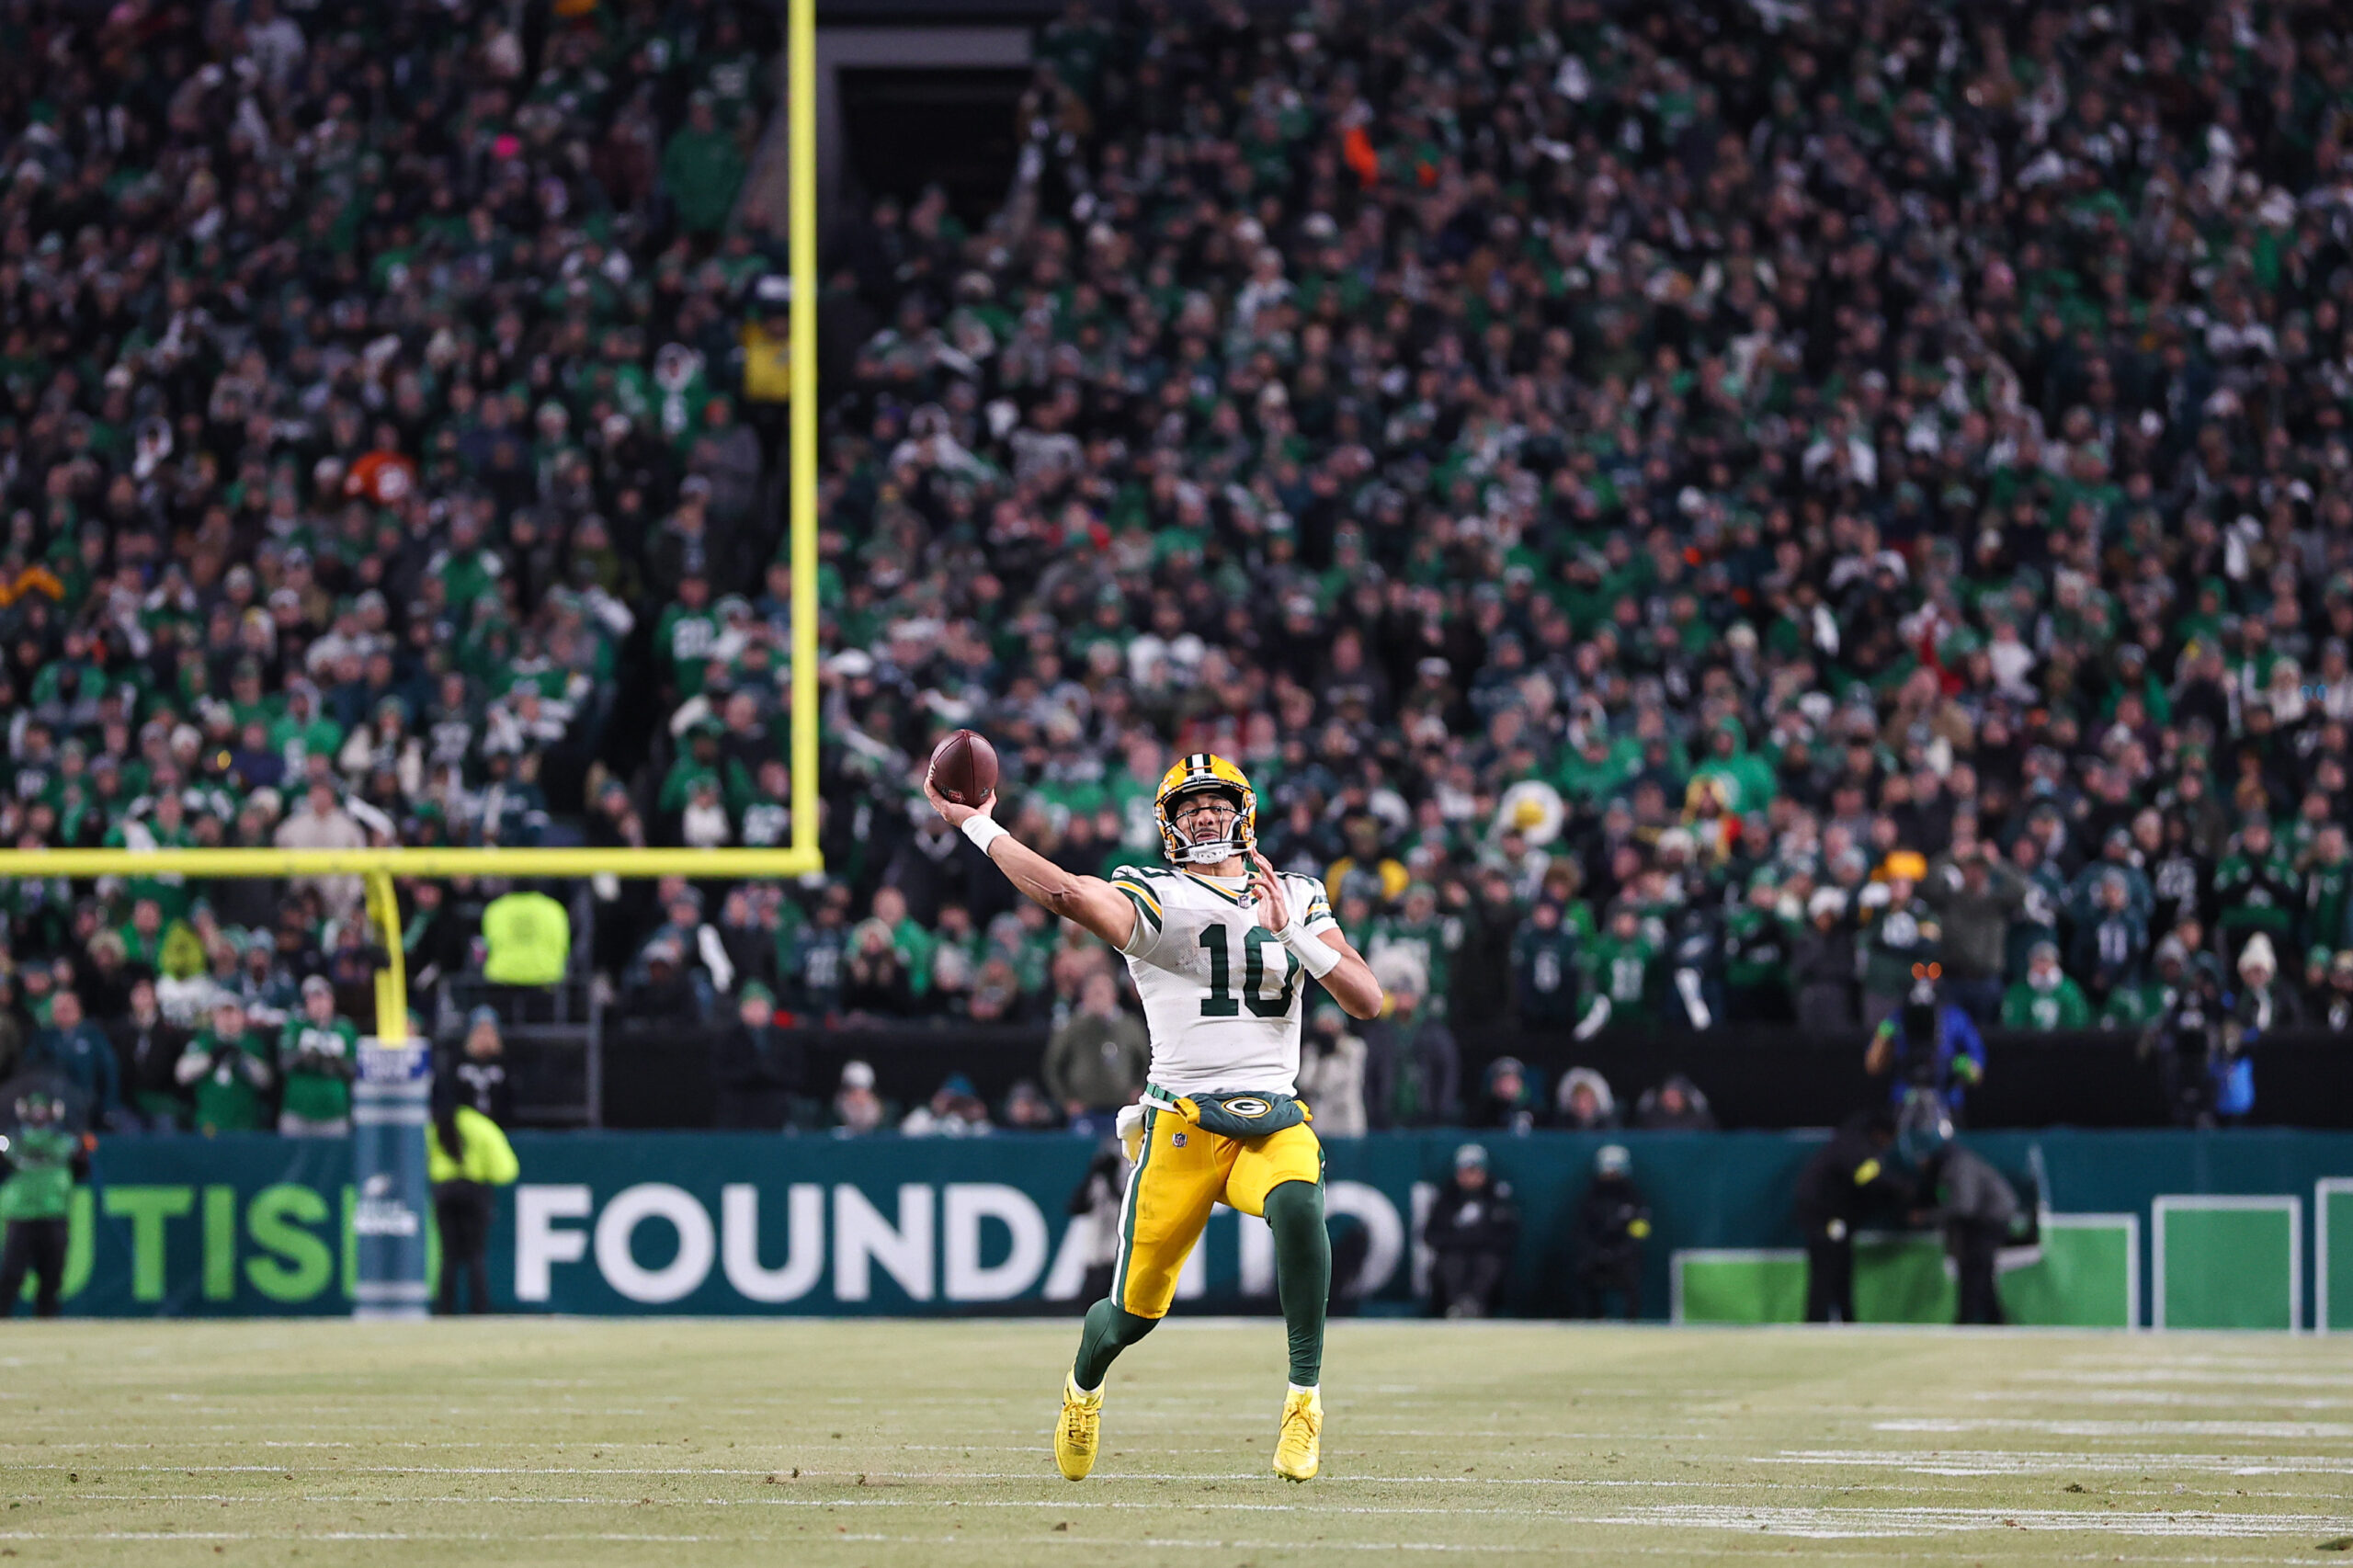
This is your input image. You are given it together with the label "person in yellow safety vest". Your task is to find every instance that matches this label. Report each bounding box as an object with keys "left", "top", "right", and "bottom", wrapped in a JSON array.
[
  {"left": 481, "top": 889, "right": 571, "bottom": 987},
  {"left": 427, "top": 1085, "right": 519, "bottom": 1314}
]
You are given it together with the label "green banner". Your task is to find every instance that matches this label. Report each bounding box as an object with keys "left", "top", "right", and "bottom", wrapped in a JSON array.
[{"left": 17, "top": 1131, "right": 2352, "bottom": 1324}]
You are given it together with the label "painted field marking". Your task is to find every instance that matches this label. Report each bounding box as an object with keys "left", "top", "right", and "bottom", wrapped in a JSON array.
[
  {"left": 2152, "top": 1195, "right": 2302, "bottom": 1331},
  {"left": 1668, "top": 1247, "right": 1800, "bottom": 1324},
  {"left": 2319, "top": 1178, "right": 2353, "bottom": 1334}
]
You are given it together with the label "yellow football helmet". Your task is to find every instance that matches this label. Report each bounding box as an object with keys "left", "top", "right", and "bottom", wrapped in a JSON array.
[{"left": 1154, "top": 753, "right": 1258, "bottom": 866}]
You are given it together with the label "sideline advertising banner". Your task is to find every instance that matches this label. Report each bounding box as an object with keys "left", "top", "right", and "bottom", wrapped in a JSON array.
[{"left": 25, "top": 1131, "right": 2353, "bottom": 1326}]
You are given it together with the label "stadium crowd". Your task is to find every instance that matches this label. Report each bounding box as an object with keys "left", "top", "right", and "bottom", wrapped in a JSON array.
[{"left": 5, "top": 0, "right": 2353, "bottom": 1136}]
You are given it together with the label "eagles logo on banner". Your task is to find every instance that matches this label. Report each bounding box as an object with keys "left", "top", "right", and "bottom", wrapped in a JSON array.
[{"left": 351, "top": 1038, "right": 432, "bottom": 1320}]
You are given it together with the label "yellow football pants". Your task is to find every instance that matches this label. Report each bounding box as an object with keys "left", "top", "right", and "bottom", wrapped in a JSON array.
[{"left": 1108, "top": 1107, "right": 1324, "bottom": 1320}]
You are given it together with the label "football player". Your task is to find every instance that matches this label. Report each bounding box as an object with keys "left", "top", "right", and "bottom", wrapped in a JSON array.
[{"left": 926, "top": 752, "right": 1382, "bottom": 1483}]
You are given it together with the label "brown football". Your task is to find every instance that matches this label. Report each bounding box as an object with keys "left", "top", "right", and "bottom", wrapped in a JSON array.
[{"left": 927, "top": 728, "right": 999, "bottom": 806}]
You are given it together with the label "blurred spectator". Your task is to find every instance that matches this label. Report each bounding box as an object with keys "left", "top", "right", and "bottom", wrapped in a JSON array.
[
  {"left": 1041, "top": 971, "right": 1147, "bottom": 1136},
  {"left": 274, "top": 781, "right": 369, "bottom": 920},
  {"left": 2068, "top": 872, "right": 2151, "bottom": 1014},
  {"left": 1923, "top": 846, "right": 2025, "bottom": 1028},
  {"left": 1425, "top": 1144, "right": 1518, "bottom": 1320},
  {"left": 278, "top": 976, "right": 357, "bottom": 1136},
  {"left": 1720, "top": 874, "right": 1792, "bottom": 1025},
  {"left": 1553, "top": 1067, "right": 1620, "bottom": 1132},
  {"left": 2215, "top": 818, "right": 2299, "bottom": 972},
  {"left": 830, "top": 1060, "right": 890, "bottom": 1137},
  {"left": 841, "top": 919, "right": 915, "bottom": 1020},
  {"left": 28, "top": 992, "right": 118, "bottom": 1131},
  {"left": 712, "top": 983, "right": 801, "bottom": 1131},
  {"left": 1296, "top": 1006, "right": 1369, "bottom": 1139},
  {"left": 1002, "top": 1080, "right": 1060, "bottom": 1131},
  {"left": 1362, "top": 959, "right": 1460, "bottom": 1130},
  {"left": 1631, "top": 1074, "right": 1716, "bottom": 1133},
  {"left": 1858, "top": 855, "right": 1938, "bottom": 1030},
  {"left": 111, "top": 977, "right": 190, "bottom": 1131},
  {"left": 2144, "top": 957, "right": 2250, "bottom": 1129},
  {"left": 2002, "top": 942, "right": 2094, "bottom": 1032},
  {"left": 2105, "top": 937, "right": 2188, "bottom": 1032},
  {"left": 447, "top": 1008, "right": 515, "bottom": 1126},
  {"left": 0, "top": 976, "right": 24, "bottom": 1085},
  {"left": 2321, "top": 953, "right": 2353, "bottom": 1034},
  {"left": 1578, "top": 904, "right": 1660, "bottom": 1036},
  {"left": 177, "top": 998, "right": 275, "bottom": 1136},
  {"left": 1572, "top": 1145, "right": 1651, "bottom": 1322},
  {"left": 1790, "top": 891, "right": 1859, "bottom": 1034},
  {"left": 2234, "top": 935, "right": 2302, "bottom": 1035},
  {"left": 902, "top": 1073, "right": 992, "bottom": 1137},
  {"left": 1475, "top": 1055, "right": 1541, "bottom": 1137},
  {"left": 1510, "top": 901, "right": 1584, "bottom": 1028}
]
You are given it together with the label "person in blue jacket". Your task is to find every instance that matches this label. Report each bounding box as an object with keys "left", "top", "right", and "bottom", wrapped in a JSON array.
[{"left": 1864, "top": 963, "right": 1985, "bottom": 1120}]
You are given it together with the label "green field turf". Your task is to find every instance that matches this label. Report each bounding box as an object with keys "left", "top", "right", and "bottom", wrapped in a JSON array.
[{"left": 3, "top": 1320, "right": 2349, "bottom": 1565}]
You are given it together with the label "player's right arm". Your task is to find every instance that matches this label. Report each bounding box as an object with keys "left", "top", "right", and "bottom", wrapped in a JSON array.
[{"left": 925, "top": 777, "right": 1136, "bottom": 950}]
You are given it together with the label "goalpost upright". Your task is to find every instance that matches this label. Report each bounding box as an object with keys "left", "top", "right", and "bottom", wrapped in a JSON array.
[{"left": 0, "top": 0, "right": 827, "bottom": 1046}]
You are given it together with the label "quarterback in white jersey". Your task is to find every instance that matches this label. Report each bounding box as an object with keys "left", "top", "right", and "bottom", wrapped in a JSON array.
[
  {"left": 1104, "top": 857, "right": 1338, "bottom": 1098},
  {"left": 925, "top": 749, "right": 1381, "bottom": 1486}
]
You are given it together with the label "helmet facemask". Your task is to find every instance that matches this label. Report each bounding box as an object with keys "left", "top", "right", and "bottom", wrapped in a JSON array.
[{"left": 1165, "top": 785, "right": 1248, "bottom": 866}]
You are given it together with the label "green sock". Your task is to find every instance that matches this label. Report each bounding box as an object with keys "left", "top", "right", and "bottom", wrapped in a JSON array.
[
  {"left": 1263, "top": 1179, "right": 1330, "bottom": 1388},
  {"left": 1072, "top": 1298, "right": 1158, "bottom": 1392}
]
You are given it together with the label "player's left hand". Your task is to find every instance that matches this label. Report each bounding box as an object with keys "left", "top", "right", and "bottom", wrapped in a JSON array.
[{"left": 1245, "top": 849, "right": 1291, "bottom": 932}]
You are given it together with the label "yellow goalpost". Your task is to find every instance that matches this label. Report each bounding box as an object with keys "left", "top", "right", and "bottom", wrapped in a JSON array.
[{"left": 0, "top": 0, "right": 826, "bottom": 1047}]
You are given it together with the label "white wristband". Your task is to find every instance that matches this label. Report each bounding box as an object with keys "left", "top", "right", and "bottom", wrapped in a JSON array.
[
  {"left": 961, "top": 815, "right": 1009, "bottom": 855},
  {"left": 1279, "top": 921, "right": 1343, "bottom": 979}
]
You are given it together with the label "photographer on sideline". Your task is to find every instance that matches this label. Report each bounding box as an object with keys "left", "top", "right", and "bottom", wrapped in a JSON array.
[{"left": 1866, "top": 963, "right": 1985, "bottom": 1119}]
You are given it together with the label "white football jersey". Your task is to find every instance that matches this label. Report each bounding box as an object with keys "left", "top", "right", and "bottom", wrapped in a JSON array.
[{"left": 1108, "top": 864, "right": 1341, "bottom": 1096}]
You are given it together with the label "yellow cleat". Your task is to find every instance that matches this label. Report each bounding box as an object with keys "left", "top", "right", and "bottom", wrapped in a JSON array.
[
  {"left": 1054, "top": 1373, "right": 1103, "bottom": 1481},
  {"left": 1272, "top": 1387, "right": 1322, "bottom": 1482}
]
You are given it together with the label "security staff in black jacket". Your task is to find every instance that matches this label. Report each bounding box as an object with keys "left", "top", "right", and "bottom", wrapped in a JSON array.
[
  {"left": 1793, "top": 1109, "right": 1904, "bottom": 1323},
  {"left": 1426, "top": 1143, "right": 1520, "bottom": 1317},
  {"left": 1573, "top": 1143, "right": 1653, "bottom": 1320}
]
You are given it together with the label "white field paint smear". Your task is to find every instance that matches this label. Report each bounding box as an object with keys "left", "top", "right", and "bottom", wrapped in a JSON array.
[
  {"left": 1966, "top": 1388, "right": 2353, "bottom": 1409},
  {"left": 1764, "top": 1449, "right": 2353, "bottom": 1476},
  {"left": 2018, "top": 1369, "right": 2353, "bottom": 1388},
  {"left": 1876, "top": 1417, "right": 2353, "bottom": 1439},
  {"left": 1597, "top": 1506, "right": 2353, "bottom": 1540}
]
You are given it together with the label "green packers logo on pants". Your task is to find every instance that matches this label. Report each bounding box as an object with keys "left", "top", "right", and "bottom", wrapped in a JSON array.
[{"left": 1222, "top": 1097, "right": 1270, "bottom": 1119}]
